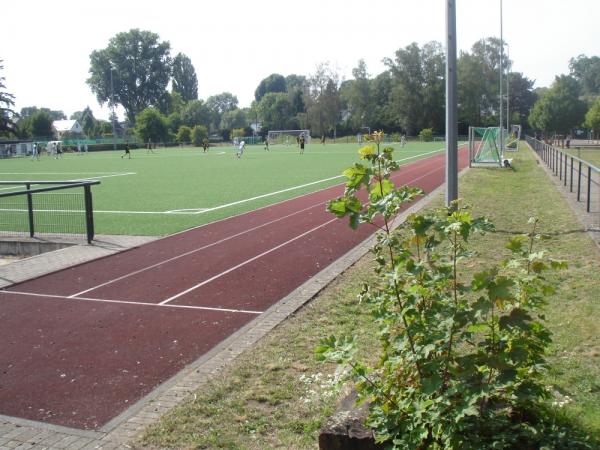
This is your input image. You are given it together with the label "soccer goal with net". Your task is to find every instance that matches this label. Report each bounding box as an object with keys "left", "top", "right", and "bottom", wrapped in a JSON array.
[
  {"left": 469, "top": 126, "right": 505, "bottom": 167},
  {"left": 267, "top": 130, "right": 311, "bottom": 146}
]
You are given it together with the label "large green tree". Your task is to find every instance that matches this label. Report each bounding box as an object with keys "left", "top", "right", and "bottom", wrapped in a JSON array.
[
  {"left": 569, "top": 54, "right": 600, "bottom": 98},
  {"left": 370, "top": 72, "right": 395, "bottom": 132},
  {"left": 135, "top": 107, "right": 169, "bottom": 142},
  {"left": 172, "top": 53, "right": 198, "bottom": 102},
  {"left": 180, "top": 99, "right": 210, "bottom": 127},
  {"left": 254, "top": 73, "right": 287, "bottom": 102},
  {"left": 306, "top": 62, "right": 341, "bottom": 137},
  {"left": 385, "top": 41, "right": 445, "bottom": 135},
  {"left": 206, "top": 92, "right": 238, "bottom": 131},
  {"left": 506, "top": 72, "right": 537, "bottom": 128},
  {"left": 29, "top": 110, "right": 55, "bottom": 138},
  {"left": 87, "top": 29, "right": 172, "bottom": 124},
  {"left": 257, "top": 92, "right": 294, "bottom": 131},
  {"left": 0, "top": 59, "right": 16, "bottom": 136},
  {"left": 528, "top": 75, "right": 587, "bottom": 134},
  {"left": 584, "top": 97, "right": 600, "bottom": 131},
  {"left": 457, "top": 37, "right": 511, "bottom": 127},
  {"left": 341, "top": 59, "right": 373, "bottom": 131},
  {"left": 220, "top": 109, "right": 247, "bottom": 132}
]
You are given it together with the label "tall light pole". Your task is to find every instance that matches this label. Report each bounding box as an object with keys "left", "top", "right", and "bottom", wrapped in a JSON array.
[
  {"left": 445, "top": 0, "right": 458, "bottom": 206},
  {"left": 506, "top": 43, "right": 510, "bottom": 137},
  {"left": 110, "top": 67, "right": 117, "bottom": 150},
  {"left": 499, "top": 0, "right": 504, "bottom": 155}
]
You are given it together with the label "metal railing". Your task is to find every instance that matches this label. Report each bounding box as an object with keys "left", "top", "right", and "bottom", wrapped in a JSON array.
[
  {"left": 0, "top": 181, "right": 100, "bottom": 243},
  {"left": 526, "top": 136, "right": 600, "bottom": 226}
]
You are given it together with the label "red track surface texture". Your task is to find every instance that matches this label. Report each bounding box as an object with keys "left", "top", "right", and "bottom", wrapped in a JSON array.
[{"left": 0, "top": 149, "right": 468, "bottom": 430}]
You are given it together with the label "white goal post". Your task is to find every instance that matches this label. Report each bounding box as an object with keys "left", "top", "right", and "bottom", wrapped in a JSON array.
[{"left": 267, "top": 130, "right": 311, "bottom": 145}]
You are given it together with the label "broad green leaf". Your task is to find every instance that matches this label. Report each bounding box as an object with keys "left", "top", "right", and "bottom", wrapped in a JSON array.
[
  {"left": 498, "top": 307, "right": 532, "bottom": 330},
  {"left": 422, "top": 374, "right": 442, "bottom": 395},
  {"left": 358, "top": 145, "right": 376, "bottom": 159},
  {"left": 370, "top": 179, "right": 394, "bottom": 200},
  {"left": 488, "top": 276, "right": 515, "bottom": 304},
  {"left": 506, "top": 235, "right": 526, "bottom": 253}
]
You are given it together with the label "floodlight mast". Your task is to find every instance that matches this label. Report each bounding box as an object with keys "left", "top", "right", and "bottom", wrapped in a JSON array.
[
  {"left": 110, "top": 67, "right": 117, "bottom": 150},
  {"left": 445, "top": 0, "right": 458, "bottom": 206},
  {"left": 506, "top": 44, "right": 510, "bottom": 136},
  {"left": 499, "top": 0, "right": 504, "bottom": 153}
]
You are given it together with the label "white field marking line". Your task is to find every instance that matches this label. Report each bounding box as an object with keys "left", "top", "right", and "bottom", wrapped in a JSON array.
[
  {"left": 0, "top": 172, "right": 134, "bottom": 175},
  {"left": 0, "top": 172, "right": 136, "bottom": 192},
  {"left": 68, "top": 200, "right": 326, "bottom": 298},
  {"left": 157, "top": 162, "right": 445, "bottom": 306},
  {"left": 72, "top": 151, "right": 447, "bottom": 303},
  {"left": 26, "top": 147, "right": 446, "bottom": 216},
  {"left": 0, "top": 290, "right": 262, "bottom": 314},
  {"left": 155, "top": 147, "right": 447, "bottom": 217},
  {"left": 159, "top": 217, "right": 338, "bottom": 305}
]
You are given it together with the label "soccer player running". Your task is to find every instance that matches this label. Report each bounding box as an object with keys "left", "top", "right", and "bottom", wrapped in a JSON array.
[
  {"left": 264, "top": 138, "right": 269, "bottom": 151},
  {"left": 121, "top": 142, "right": 131, "bottom": 159},
  {"left": 31, "top": 142, "right": 39, "bottom": 161},
  {"left": 236, "top": 140, "right": 246, "bottom": 158}
]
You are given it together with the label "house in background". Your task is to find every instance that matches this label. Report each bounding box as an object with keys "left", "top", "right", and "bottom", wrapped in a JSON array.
[{"left": 52, "top": 119, "right": 83, "bottom": 138}]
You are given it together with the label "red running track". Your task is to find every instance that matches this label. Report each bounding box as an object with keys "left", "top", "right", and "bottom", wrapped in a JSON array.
[{"left": 0, "top": 148, "right": 468, "bottom": 430}]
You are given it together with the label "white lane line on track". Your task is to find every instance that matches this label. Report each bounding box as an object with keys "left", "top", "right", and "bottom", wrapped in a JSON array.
[
  {"left": 158, "top": 162, "right": 445, "bottom": 306},
  {"left": 72, "top": 153, "right": 448, "bottom": 301},
  {"left": 0, "top": 290, "right": 262, "bottom": 314},
  {"left": 159, "top": 217, "right": 338, "bottom": 305},
  {"left": 68, "top": 200, "right": 328, "bottom": 298}
]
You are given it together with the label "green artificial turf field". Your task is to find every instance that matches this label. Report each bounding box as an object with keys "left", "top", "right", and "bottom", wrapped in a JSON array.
[{"left": 0, "top": 141, "right": 448, "bottom": 236}]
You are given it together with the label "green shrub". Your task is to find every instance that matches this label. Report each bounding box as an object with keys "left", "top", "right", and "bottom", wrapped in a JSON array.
[
  {"left": 317, "top": 132, "right": 590, "bottom": 449},
  {"left": 191, "top": 125, "right": 208, "bottom": 147},
  {"left": 418, "top": 127, "right": 434, "bottom": 141},
  {"left": 176, "top": 125, "right": 192, "bottom": 144}
]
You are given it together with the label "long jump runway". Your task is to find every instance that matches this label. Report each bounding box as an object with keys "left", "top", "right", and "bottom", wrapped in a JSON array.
[{"left": 0, "top": 148, "right": 469, "bottom": 430}]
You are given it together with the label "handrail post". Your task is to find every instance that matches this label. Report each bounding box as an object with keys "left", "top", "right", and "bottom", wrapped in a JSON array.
[
  {"left": 587, "top": 166, "right": 592, "bottom": 213},
  {"left": 26, "top": 183, "right": 35, "bottom": 238},
  {"left": 577, "top": 161, "right": 582, "bottom": 201},
  {"left": 84, "top": 185, "right": 95, "bottom": 244},
  {"left": 564, "top": 154, "right": 567, "bottom": 186},
  {"left": 559, "top": 151, "right": 562, "bottom": 180},
  {"left": 570, "top": 157, "right": 574, "bottom": 192}
]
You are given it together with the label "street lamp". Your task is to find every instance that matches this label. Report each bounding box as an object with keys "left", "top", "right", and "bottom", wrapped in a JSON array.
[{"left": 110, "top": 66, "right": 117, "bottom": 150}]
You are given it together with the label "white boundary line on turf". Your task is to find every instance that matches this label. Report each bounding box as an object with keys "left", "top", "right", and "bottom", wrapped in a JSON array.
[
  {"left": 0, "top": 172, "right": 136, "bottom": 192},
  {"left": 71, "top": 156, "right": 446, "bottom": 299},
  {"left": 68, "top": 200, "right": 327, "bottom": 298},
  {"left": 63, "top": 147, "right": 448, "bottom": 216},
  {"left": 0, "top": 172, "right": 135, "bottom": 175},
  {"left": 0, "top": 290, "right": 262, "bottom": 315},
  {"left": 159, "top": 162, "right": 445, "bottom": 306}
]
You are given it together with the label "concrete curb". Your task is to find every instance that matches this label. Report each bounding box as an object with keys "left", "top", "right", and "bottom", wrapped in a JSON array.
[{"left": 0, "top": 173, "right": 464, "bottom": 449}]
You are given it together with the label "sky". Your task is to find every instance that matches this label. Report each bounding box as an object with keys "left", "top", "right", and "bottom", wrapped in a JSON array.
[{"left": 3, "top": 0, "right": 600, "bottom": 122}]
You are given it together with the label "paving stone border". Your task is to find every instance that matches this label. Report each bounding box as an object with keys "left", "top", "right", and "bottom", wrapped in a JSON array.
[{"left": 0, "top": 178, "right": 458, "bottom": 449}]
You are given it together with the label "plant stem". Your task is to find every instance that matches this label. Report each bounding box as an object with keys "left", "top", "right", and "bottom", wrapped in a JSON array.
[
  {"left": 442, "top": 229, "right": 459, "bottom": 387},
  {"left": 376, "top": 141, "right": 424, "bottom": 381},
  {"left": 526, "top": 219, "right": 538, "bottom": 274},
  {"left": 348, "top": 361, "right": 400, "bottom": 410}
]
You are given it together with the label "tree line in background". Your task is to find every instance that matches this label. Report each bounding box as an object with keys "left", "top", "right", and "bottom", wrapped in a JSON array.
[{"left": 2, "top": 29, "right": 600, "bottom": 144}]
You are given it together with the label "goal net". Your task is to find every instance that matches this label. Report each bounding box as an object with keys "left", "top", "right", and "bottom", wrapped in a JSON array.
[
  {"left": 267, "top": 130, "right": 311, "bottom": 146},
  {"left": 469, "top": 126, "right": 504, "bottom": 166}
]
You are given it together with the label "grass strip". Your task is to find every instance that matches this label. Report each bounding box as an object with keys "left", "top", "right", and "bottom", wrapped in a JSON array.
[{"left": 137, "top": 143, "right": 600, "bottom": 448}]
